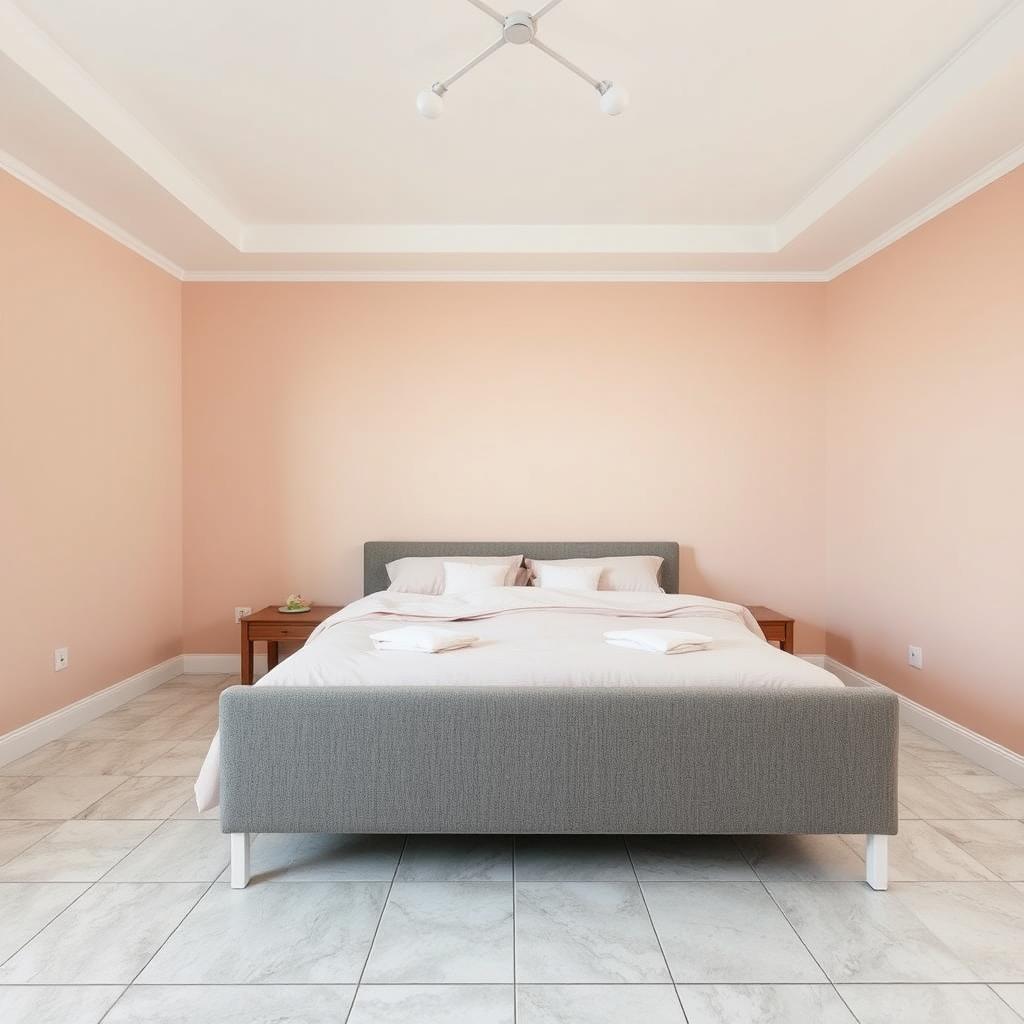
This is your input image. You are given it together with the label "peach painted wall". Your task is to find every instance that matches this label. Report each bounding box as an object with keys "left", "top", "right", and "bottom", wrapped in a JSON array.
[
  {"left": 0, "top": 171, "right": 183, "bottom": 735},
  {"left": 825, "top": 166, "right": 1024, "bottom": 754},
  {"left": 182, "top": 282, "right": 827, "bottom": 654}
]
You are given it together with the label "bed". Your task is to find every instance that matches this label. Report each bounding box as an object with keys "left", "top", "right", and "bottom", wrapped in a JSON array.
[{"left": 210, "top": 541, "right": 898, "bottom": 890}]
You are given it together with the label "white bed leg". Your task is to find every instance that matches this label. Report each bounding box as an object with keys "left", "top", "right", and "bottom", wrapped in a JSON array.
[
  {"left": 230, "top": 832, "right": 251, "bottom": 889},
  {"left": 865, "top": 833, "right": 888, "bottom": 891}
]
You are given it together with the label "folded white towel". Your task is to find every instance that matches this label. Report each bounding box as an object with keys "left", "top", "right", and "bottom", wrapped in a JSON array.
[
  {"left": 370, "top": 626, "right": 479, "bottom": 653},
  {"left": 603, "top": 629, "right": 713, "bottom": 655}
]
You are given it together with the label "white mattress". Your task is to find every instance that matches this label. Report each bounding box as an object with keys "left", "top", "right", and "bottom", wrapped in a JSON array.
[{"left": 194, "top": 588, "right": 841, "bottom": 810}]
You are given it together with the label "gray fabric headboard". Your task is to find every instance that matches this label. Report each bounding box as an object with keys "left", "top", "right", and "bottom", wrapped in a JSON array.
[{"left": 363, "top": 542, "right": 679, "bottom": 596}]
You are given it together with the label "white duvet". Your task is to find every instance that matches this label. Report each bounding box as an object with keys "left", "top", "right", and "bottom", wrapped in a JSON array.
[{"left": 194, "top": 588, "right": 841, "bottom": 811}]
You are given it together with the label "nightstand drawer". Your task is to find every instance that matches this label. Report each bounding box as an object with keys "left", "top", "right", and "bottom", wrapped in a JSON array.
[
  {"left": 760, "top": 621, "right": 788, "bottom": 642},
  {"left": 248, "top": 623, "right": 315, "bottom": 641}
]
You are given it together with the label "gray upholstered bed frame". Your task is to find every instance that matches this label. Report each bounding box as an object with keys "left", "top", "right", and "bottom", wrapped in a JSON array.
[{"left": 220, "top": 541, "right": 898, "bottom": 890}]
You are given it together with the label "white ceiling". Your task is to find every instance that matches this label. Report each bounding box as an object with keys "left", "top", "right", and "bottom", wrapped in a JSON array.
[{"left": 1, "top": 0, "right": 1023, "bottom": 278}]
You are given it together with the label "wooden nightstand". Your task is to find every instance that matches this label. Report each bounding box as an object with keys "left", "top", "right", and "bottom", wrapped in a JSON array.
[
  {"left": 746, "top": 606, "right": 795, "bottom": 653},
  {"left": 240, "top": 605, "right": 343, "bottom": 684}
]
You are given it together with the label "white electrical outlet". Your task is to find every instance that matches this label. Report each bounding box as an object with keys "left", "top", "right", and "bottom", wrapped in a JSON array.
[
  {"left": 234, "top": 607, "right": 252, "bottom": 624},
  {"left": 54, "top": 647, "right": 69, "bottom": 671},
  {"left": 908, "top": 645, "right": 923, "bottom": 670}
]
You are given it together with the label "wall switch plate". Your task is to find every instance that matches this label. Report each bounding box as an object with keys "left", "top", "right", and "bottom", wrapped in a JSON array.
[
  {"left": 908, "top": 645, "right": 923, "bottom": 670},
  {"left": 54, "top": 647, "right": 69, "bottom": 671},
  {"left": 234, "top": 607, "right": 252, "bottom": 624}
]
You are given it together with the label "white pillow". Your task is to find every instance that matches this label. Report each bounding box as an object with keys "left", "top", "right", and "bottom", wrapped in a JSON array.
[
  {"left": 386, "top": 554, "right": 523, "bottom": 595},
  {"left": 534, "top": 563, "right": 603, "bottom": 591},
  {"left": 526, "top": 555, "right": 664, "bottom": 593},
  {"left": 442, "top": 561, "right": 511, "bottom": 595}
]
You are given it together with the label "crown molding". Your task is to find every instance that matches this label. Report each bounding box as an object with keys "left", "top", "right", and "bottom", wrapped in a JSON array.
[
  {"left": 775, "top": 0, "right": 1024, "bottom": 248},
  {"left": 4, "top": 131, "right": 1018, "bottom": 285},
  {"left": 0, "top": 0, "right": 242, "bottom": 246},
  {"left": 182, "top": 269, "right": 828, "bottom": 283},
  {"left": 239, "top": 222, "right": 778, "bottom": 255},
  {"left": 0, "top": 147, "right": 185, "bottom": 279},
  {"left": 824, "top": 139, "right": 1024, "bottom": 280}
]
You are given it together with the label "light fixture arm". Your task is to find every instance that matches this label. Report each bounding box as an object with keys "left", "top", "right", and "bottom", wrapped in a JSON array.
[
  {"left": 464, "top": 0, "right": 506, "bottom": 25},
  {"left": 434, "top": 37, "right": 508, "bottom": 94},
  {"left": 529, "top": 37, "right": 603, "bottom": 93},
  {"left": 532, "top": 0, "right": 566, "bottom": 20}
]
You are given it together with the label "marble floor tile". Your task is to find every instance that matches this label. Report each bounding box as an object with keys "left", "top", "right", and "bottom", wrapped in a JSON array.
[
  {"left": 0, "top": 820, "right": 60, "bottom": 866},
  {"left": 943, "top": 774, "right": 1024, "bottom": 817},
  {"left": 837, "top": 983, "right": 1023, "bottom": 1024},
  {"left": 0, "top": 882, "right": 89, "bottom": 962},
  {"left": 898, "top": 774, "right": 1008, "bottom": 819},
  {"left": 139, "top": 881, "right": 388, "bottom": 984},
  {"left": 514, "top": 836, "right": 634, "bottom": 880},
  {"left": 840, "top": 820, "right": 999, "bottom": 882},
  {"left": 104, "top": 820, "right": 228, "bottom": 882},
  {"left": 0, "top": 820, "right": 158, "bottom": 881},
  {"left": 894, "top": 881, "right": 1024, "bottom": 981},
  {"left": 677, "top": 984, "right": 855, "bottom": 1024},
  {"left": 906, "top": 746, "right": 994, "bottom": 774},
  {"left": 0, "top": 742, "right": 70, "bottom": 776},
  {"left": 364, "top": 882, "right": 513, "bottom": 983},
  {"left": 991, "top": 985, "right": 1024, "bottom": 1016},
  {"left": 736, "top": 834, "right": 866, "bottom": 881},
  {"left": 899, "top": 727, "right": 951, "bottom": 752},
  {"left": 899, "top": 802, "right": 921, "bottom": 820},
  {"left": 929, "top": 819, "right": 1024, "bottom": 881},
  {"left": 103, "top": 985, "right": 356, "bottom": 1024},
  {"left": 135, "top": 740, "right": 210, "bottom": 776},
  {"left": 0, "top": 778, "right": 38, "bottom": 803},
  {"left": 120, "top": 694, "right": 190, "bottom": 717},
  {"left": 517, "top": 984, "right": 684, "bottom": 1024},
  {"left": 0, "top": 776, "right": 128, "bottom": 820},
  {"left": 0, "top": 741, "right": 175, "bottom": 778},
  {"left": 515, "top": 881, "right": 669, "bottom": 983},
  {"left": 170, "top": 795, "right": 218, "bottom": 820},
  {"left": 349, "top": 985, "right": 514, "bottom": 1024},
  {"left": 0, "top": 882, "right": 205, "bottom": 983},
  {"left": 766, "top": 881, "right": 975, "bottom": 982},
  {"left": 77, "top": 776, "right": 195, "bottom": 820},
  {"left": 396, "top": 835, "right": 512, "bottom": 881},
  {"left": 627, "top": 836, "right": 756, "bottom": 881},
  {"left": 221, "top": 832, "right": 404, "bottom": 883},
  {"left": 62, "top": 708, "right": 153, "bottom": 741},
  {"left": 896, "top": 751, "right": 934, "bottom": 776},
  {"left": 0, "top": 985, "right": 123, "bottom": 1024},
  {"left": 642, "top": 881, "right": 824, "bottom": 983},
  {"left": 124, "top": 709, "right": 219, "bottom": 742}
]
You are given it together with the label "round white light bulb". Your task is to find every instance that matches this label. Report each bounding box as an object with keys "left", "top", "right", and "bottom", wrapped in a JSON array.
[
  {"left": 416, "top": 89, "right": 444, "bottom": 119},
  {"left": 599, "top": 84, "right": 629, "bottom": 116}
]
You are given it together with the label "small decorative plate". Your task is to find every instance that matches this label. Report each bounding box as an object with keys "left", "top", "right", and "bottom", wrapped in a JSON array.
[{"left": 278, "top": 606, "right": 312, "bottom": 613}]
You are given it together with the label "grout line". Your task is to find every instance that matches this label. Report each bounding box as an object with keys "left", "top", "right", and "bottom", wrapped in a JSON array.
[
  {"left": 624, "top": 837, "right": 688, "bottom": 1024},
  {"left": 96, "top": 877, "right": 215, "bottom": 1024},
  {"left": 736, "top": 837, "right": 862, "bottom": 1023},
  {"left": 343, "top": 834, "right": 408, "bottom": 1024},
  {"left": 989, "top": 983, "right": 1024, "bottom": 1024}
]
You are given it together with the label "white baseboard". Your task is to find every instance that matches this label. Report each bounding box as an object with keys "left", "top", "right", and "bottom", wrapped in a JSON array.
[
  {"left": 183, "top": 653, "right": 267, "bottom": 677},
  {"left": 825, "top": 656, "right": 1024, "bottom": 788},
  {"left": 0, "top": 655, "right": 185, "bottom": 768}
]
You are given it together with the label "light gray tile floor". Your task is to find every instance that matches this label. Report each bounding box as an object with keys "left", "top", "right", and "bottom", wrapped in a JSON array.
[{"left": 0, "top": 678, "right": 1021, "bottom": 1022}]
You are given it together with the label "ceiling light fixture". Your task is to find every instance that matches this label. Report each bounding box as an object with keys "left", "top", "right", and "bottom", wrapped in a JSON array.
[{"left": 416, "top": 0, "right": 628, "bottom": 119}]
